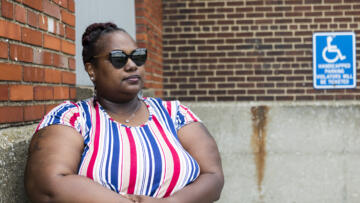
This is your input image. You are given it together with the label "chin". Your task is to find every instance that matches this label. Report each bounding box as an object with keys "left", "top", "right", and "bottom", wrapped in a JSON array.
[
  {"left": 127, "top": 84, "right": 143, "bottom": 93},
  {"left": 120, "top": 89, "right": 141, "bottom": 99}
]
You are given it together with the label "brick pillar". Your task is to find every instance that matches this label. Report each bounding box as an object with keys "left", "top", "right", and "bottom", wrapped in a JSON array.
[
  {"left": 0, "top": 0, "right": 76, "bottom": 126},
  {"left": 135, "top": 0, "right": 163, "bottom": 98}
]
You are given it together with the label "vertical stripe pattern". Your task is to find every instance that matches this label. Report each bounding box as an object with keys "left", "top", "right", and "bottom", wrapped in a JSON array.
[{"left": 36, "top": 97, "right": 200, "bottom": 198}]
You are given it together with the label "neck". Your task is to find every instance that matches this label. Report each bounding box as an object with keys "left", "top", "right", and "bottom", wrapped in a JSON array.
[{"left": 96, "top": 95, "right": 141, "bottom": 116}]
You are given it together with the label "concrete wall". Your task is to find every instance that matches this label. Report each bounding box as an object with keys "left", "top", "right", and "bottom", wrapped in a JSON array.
[
  {"left": 186, "top": 102, "right": 360, "bottom": 203},
  {"left": 0, "top": 124, "right": 35, "bottom": 203},
  {"left": 2, "top": 103, "right": 360, "bottom": 202}
]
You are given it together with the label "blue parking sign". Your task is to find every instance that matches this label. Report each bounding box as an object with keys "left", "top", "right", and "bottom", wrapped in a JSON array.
[{"left": 313, "top": 32, "right": 356, "bottom": 89}]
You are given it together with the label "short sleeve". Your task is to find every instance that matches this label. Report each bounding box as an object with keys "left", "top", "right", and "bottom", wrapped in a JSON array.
[
  {"left": 173, "top": 101, "right": 201, "bottom": 131},
  {"left": 36, "top": 101, "right": 83, "bottom": 134}
]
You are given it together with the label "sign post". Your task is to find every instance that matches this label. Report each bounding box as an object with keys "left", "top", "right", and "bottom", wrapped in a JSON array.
[{"left": 313, "top": 32, "right": 356, "bottom": 89}]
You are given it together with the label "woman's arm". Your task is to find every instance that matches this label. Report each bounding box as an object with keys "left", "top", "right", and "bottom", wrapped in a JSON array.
[
  {"left": 169, "top": 122, "right": 224, "bottom": 203},
  {"left": 24, "top": 125, "right": 134, "bottom": 203}
]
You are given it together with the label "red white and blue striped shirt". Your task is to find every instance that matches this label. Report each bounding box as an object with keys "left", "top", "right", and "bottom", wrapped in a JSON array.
[{"left": 36, "top": 97, "right": 200, "bottom": 198}]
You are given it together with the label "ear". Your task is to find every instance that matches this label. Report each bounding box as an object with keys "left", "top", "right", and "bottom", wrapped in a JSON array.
[{"left": 85, "top": 62, "right": 96, "bottom": 82}]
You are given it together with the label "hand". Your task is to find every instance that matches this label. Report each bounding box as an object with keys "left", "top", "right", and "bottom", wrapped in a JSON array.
[
  {"left": 122, "top": 194, "right": 141, "bottom": 203},
  {"left": 123, "top": 194, "right": 175, "bottom": 203},
  {"left": 139, "top": 195, "right": 175, "bottom": 203}
]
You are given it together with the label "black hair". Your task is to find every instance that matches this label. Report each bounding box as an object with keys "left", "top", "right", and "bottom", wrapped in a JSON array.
[{"left": 81, "top": 22, "right": 126, "bottom": 65}]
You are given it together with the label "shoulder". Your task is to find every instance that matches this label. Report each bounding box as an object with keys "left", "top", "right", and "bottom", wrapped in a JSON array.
[
  {"left": 48, "top": 100, "right": 80, "bottom": 114},
  {"left": 145, "top": 97, "right": 200, "bottom": 122},
  {"left": 49, "top": 98, "right": 93, "bottom": 113},
  {"left": 36, "top": 99, "right": 92, "bottom": 132},
  {"left": 145, "top": 97, "right": 181, "bottom": 106},
  {"left": 145, "top": 97, "right": 182, "bottom": 113}
]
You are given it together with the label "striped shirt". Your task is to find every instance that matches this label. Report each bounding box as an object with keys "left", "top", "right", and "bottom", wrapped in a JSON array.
[{"left": 36, "top": 97, "right": 200, "bottom": 198}]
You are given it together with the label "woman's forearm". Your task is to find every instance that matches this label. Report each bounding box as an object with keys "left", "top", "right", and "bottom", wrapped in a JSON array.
[
  {"left": 169, "top": 122, "right": 224, "bottom": 203},
  {"left": 168, "top": 172, "right": 224, "bottom": 203},
  {"left": 24, "top": 126, "right": 134, "bottom": 203},
  {"left": 25, "top": 173, "right": 133, "bottom": 203}
]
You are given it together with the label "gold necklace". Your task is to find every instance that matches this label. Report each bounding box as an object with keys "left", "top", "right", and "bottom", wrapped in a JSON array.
[{"left": 124, "top": 101, "right": 141, "bottom": 123}]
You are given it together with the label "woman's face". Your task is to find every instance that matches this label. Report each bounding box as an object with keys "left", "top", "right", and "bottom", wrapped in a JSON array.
[{"left": 89, "top": 31, "right": 145, "bottom": 102}]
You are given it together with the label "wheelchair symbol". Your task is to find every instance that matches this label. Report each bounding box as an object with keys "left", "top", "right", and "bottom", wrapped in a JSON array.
[{"left": 322, "top": 36, "right": 346, "bottom": 63}]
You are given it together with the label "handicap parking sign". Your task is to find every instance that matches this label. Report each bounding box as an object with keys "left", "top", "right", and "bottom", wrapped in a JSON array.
[{"left": 313, "top": 32, "right": 356, "bottom": 89}]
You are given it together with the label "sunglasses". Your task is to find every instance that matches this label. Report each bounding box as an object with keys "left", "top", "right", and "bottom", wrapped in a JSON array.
[{"left": 93, "top": 48, "right": 147, "bottom": 69}]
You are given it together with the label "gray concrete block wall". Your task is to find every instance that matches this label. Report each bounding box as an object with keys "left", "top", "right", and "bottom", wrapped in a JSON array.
[
  {"left": 2, "top": 103, "right": 360, "bottom": 202},
  {"left": 0, "top": 124, "right": 35, "bottom": 203},
  {"left": 186, "top": 102, "right": 360, "bottom": 203}
]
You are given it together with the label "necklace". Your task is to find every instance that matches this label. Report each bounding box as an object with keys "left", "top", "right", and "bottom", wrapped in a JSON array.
[{"left": 124, "top": 100, "right": 141, "bottom": 123}]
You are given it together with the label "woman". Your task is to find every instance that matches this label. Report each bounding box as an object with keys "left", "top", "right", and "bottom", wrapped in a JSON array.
[{"left": 25, "top": 22, "right": 224, "bottom": 203}]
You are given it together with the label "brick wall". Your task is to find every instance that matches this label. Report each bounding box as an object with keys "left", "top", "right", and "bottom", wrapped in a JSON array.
[
  {"left": 162, "top": 0, "right": 360, "bottom": 102},
  {"left": 0, "top": 0, "right": 76, "bottom": 127},
  {"left": 135, "top": 0, "right": 163, "bottom": 97}
]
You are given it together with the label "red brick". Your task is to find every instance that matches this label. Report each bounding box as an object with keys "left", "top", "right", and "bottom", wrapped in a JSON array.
[
  {"left": 0, "top": 85, "right": 9, "bottom": 101},
  {"left": 0, "top": 106, "right": 23, "bottom": 123},
  {"left": 43, "top": 0, "right": 61, "bottom": 19},
  {"left": 44, "top": 68, "right": 62, "bottom": 83},
  {"left": 0, "top": 63, "right": 22, "bottom": 81},
  {"left": 1, "top": 0, "right": 14, "bottom": 19},
  {"left": 65, "top": 26, "right": 75, "bottom": 40},
  {"left": 53, "top": 0, "right": 67, "bottom": 8},
  {"left": 9, "top": 85, "right": 33, "bottom": 101},
  {"left": 21, "top": 27, "right": 42, "bottom": 46},
  {"left": 61, "top": 39, "right": 75, "bottom": 55},
  {"left": 52, "top": 53, "right": 60, "bottom": 66},
  {"left": 55, "top": 22, "right": 65, "bottom": 36},
  {"left": 295, "top": 95, "right": 314, "bottom": 101},
  {"left": 14, "top": 4, "right": 26, "bottom": 23},
  {"left": 61, "top": 71, "right": 75, "bottom": 84},
  {"left": 24, "top": 104, "right": 45, "bottom": 121},
  {"left": 42, "top": 51, "right": 53, "bottom": 65},
  {"left": 23, "top": 0, "right": 42, "bottom": 11},
  {"left": 61, "top": 9, "right": 75, "bottom": 26},
  {"left": 54, "top": 86, "right": 69, "bottom": 99},
  {"left": 276, "top": 96, "right": 294, "bottom": 101},
  {"left": 0, "top": 19, "right": 21, "bottom": 41},
  {"left": 59, "top": 55, "right": 68, "bottom": 68},
  {"left": 67, "top": 0, "right": 74, "bottom": 12},
  {"left": 52, "top": 53, "right": 60, "bottom": 67},
  {"left": 23, "top": 66, "right": 44, "bottom": 82},
  {"left": 27, "top": 9, "right": 39, "bottom": 27},
  {"left": 10, "top": 44, "right": 33, "bottom": 63},
  {"left": 44, "top": 34, "right": 61, "bottom": 51},
  {"left": 68, "top": 57, "right": 75, "bottom": 70},
  {"left": 34, "top": 86, "right": 54, "bottom": 100},
  {"left": 335, "top": 95, "right": 355, "bottom": 100},
  {"left": 0, "top": 41, "right": 8, "bottom": 58},
  {"left": 39, "top": 14, "right": 48, "bottom": 31},
  {"left": 69, "top": 87, "right": 76, "bottom": 99}
]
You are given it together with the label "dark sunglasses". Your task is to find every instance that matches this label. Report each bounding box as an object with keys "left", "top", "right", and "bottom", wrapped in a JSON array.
[{"left": 93, "top": 48, "right": 147, "bottom": 69}]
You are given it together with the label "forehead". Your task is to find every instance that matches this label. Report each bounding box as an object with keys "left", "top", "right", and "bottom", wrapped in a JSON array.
[{"left": 97, "top": 31, "right": 137, "bottom": 53}]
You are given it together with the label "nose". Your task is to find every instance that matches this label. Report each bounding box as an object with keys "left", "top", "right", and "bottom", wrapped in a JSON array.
[{"left": 123, "top": 58, "right": 138, "bottom": 72}]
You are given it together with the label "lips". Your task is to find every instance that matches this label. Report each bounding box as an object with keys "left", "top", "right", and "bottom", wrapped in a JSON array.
[{"left": 123, "top": 75, "right": 141, "bottom": 82}]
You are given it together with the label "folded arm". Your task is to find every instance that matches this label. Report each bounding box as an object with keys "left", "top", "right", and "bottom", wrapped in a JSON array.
[
  {"left": 24, "top": 125, "right": 134, "bottom": 203},
  {"left": 169, "top": 122, "right": 224, "bottom": 203}
]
